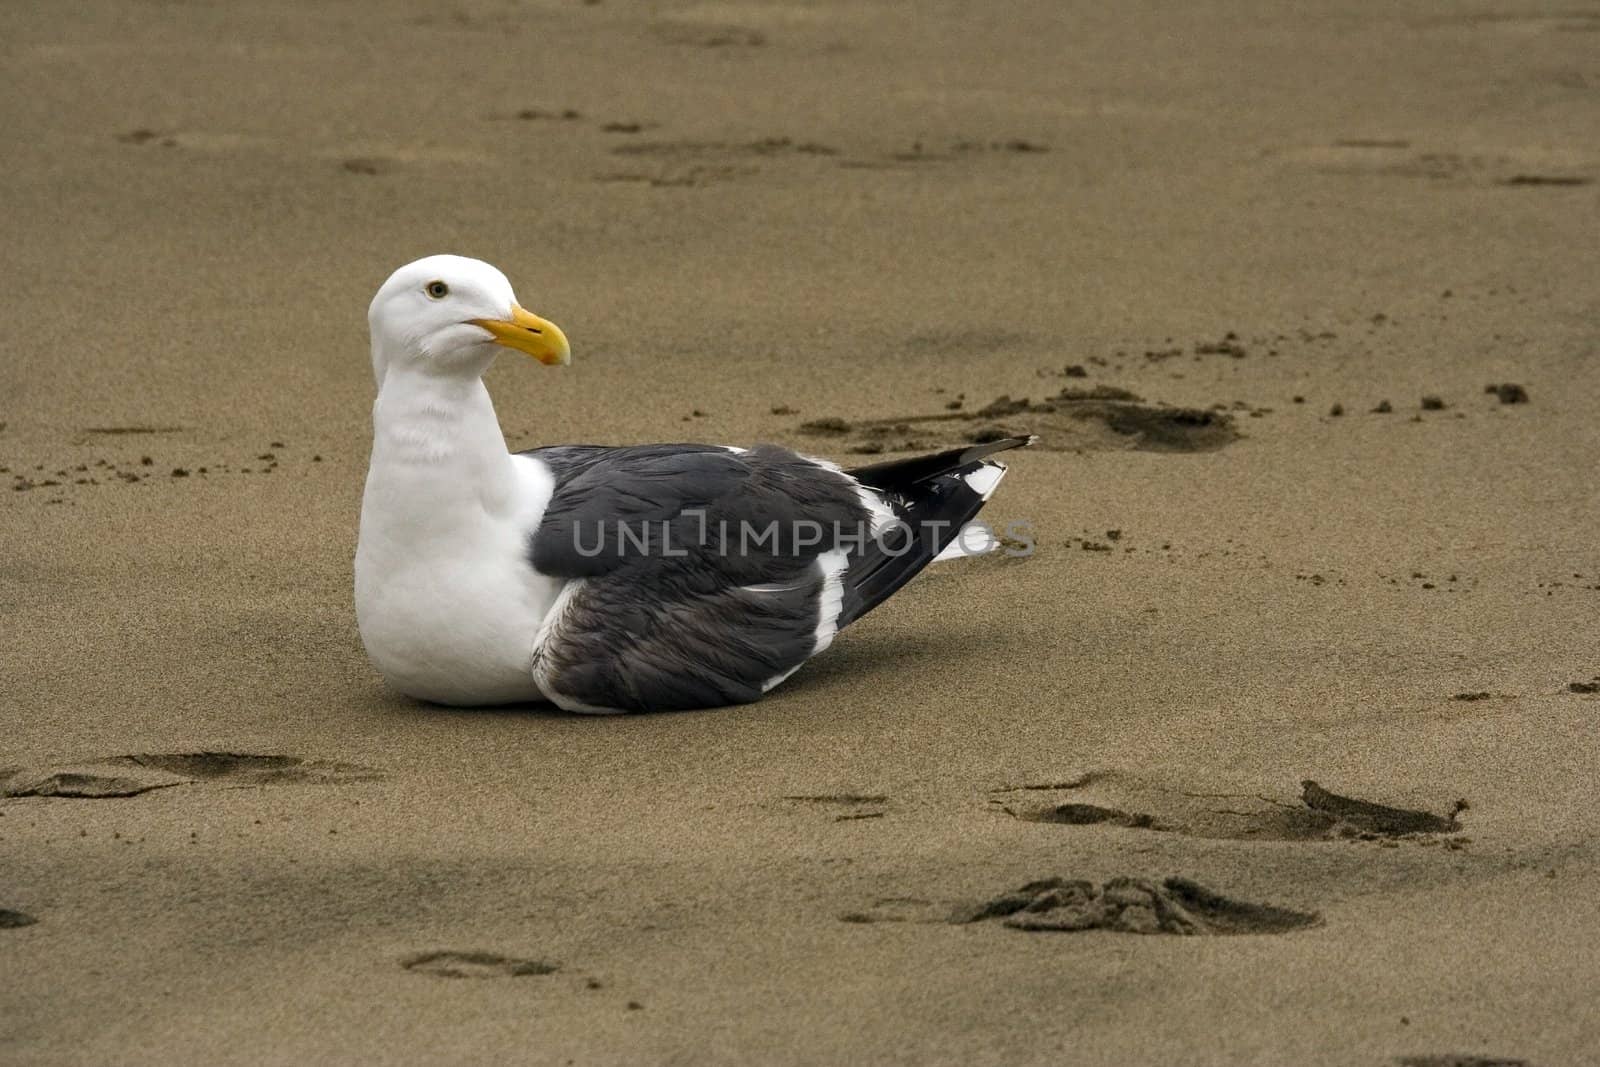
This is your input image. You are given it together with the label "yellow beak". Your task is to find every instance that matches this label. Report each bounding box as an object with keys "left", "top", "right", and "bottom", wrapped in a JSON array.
[{"left": 470, "top": 304, "right": 571, "bottom": 366}]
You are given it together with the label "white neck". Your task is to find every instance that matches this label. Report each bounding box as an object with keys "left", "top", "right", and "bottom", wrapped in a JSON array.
[
  {"left": 354, "top": 350, "right": 562, "bottom": 707},
  {"left": 367, "top": 361, "right": 518, "bottom": 514}
]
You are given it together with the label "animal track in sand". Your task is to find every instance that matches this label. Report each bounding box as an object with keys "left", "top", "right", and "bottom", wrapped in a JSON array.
[
  {"left": 341, "top": 158, "right": 392, "bottom": 176},
  {"left": 1300, "top": 781, "right": 1465, "bottom": 835},
  {"left": 1277, "top": 141, "right": 1594, "bottom": 187},
  {"left": 1498, "top": 174, "right": 1592, "bottom": 187},
  {"left": 612, "top": 138, "right": 837, "bottom": 160},
  {"left": 114, "top": 126, "right": 486, "bottom": 176},
  {"left": 782, "top": 794, "right": 890, "bottom": 822},
  {"left": 10, "top": 440, "right": 327, "bottom": 501},
  {"left": 0, "top": 765, "right": 181, "bottom": 799},
  {"left": 489, "top": 106, "right": 663, "bottom": 134},
  {"left": 327, "top": 143, "right": 484, "bottom": 172},
  {"left": 115, "top": 128, "right": 178, "bottom": 148},
  {"left": 839, "top": 897, "right": 939, "bottom": 924},
  {"left": 115, "top": 129, "right": 277, "bottom": 154},
  {"left": 952, "top": 877, "right": 1321, "bottom": 935},
  {"left": 1395, "top": 1057, "right": 1530, "bottom": 1067},
  {"left": 651, "top": 21, "right": 767, "bottom": 47},
  {"left": 1412, "top": 10, "right": 1600, "bottom": 35},
  {"left": 994, "top": 773, "right": 1466, "bottom": 843},
  {"left": 601, "top": 135, "right": 1049, "bottom": 182},
  {"left": 598, "top": 139, "right": 836, "bottom": 188},
  {"left": 486, "top": 107, "right": 583, "bottom": 123},
  {"left": 401, "top": 951, "right": 559, "bottom": 979},
  {"left": 648, "top": 0, "right": 853, "bottom": 49},
  {"left": 794, "top": 387, "right": 1241, "bottom": 455},
  {"left": 595, "top": 164, "right": 758, "bottom": 188},
  {"left": 839, "top": 877, "right": 1318, "bottom": 934},
  {"left": 882, "top": 139, "right": 1049, "bottom": 164},
  {"left": 1, "top": 753, "right": 383, "bottom": 799},
  {"left": 835, "top": 138, "right": 1049, "bottom": 170}
]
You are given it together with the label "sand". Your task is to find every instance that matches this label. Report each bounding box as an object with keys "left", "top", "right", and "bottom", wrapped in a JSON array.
[{"left": 3, "top": 1, "right": 1599, "bottom": 1063}]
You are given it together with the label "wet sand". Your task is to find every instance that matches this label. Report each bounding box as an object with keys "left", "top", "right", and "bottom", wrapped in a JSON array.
[{"left": 3, "top": 1, "right": 1599, "bottom": 1063}]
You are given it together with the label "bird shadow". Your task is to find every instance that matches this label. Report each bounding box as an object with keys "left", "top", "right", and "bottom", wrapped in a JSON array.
[{"left": 790, "top": 627, "right": 957, "bottom": 693}]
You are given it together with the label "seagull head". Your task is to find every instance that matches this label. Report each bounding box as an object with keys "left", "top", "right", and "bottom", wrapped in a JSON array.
[{"left": 367, "top": 254, "right": 571, "bottom": 386}]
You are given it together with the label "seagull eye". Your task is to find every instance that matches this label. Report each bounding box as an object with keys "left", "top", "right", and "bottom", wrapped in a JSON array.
[{"left": 424, "top": 281, "right": 450, "bottom": 300}]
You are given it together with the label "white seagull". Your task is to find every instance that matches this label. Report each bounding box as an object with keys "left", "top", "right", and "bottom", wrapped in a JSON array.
[{"left": 355, "top": 255, "right": 1031, "bottom": 712}]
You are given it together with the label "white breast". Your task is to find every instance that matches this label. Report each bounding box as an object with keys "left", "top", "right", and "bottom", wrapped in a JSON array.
[{"left": 354, "top": 378, "right": 564, "bottom": 705}]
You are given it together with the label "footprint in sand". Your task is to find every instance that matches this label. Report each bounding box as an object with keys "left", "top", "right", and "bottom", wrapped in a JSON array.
[
  {"left": 341, "top": 158, "right": 391, "bottom": 176},
  {"left": 1395, "top": 1056, "right": 1531, "bottom": 1067},
  {"left": 486, "top": 107, "right": 582, "bottom": 123},
  {"left": 81, "top": 426, "right": 186, "bottom": 436},
  {"left": 611, "top": 138, "right": 837, "bottom": 161},
  {"left": 881, "top": 139, "right": 1049, "bottom": 164},
  {"left": 651, "top": 21, "right": 767, "bottom": 48},
  {"left": 595, "top": 164, "right": 758, "bottom": 189},
  {"left": 1412, "top": 10, "right": 1600, "bottom": 35},
  {"left": 598, "top": 139, "right": 836, "bottom": 189},
  {"left": 1, "top": 753, "right": 383, "bottom": 799},
  {"left": 116, "top": 129, "right": 178, "bottom": 148},
  {"left": 401, "top": 951, "right": 559, "bottom": 978},
  {"left": 328, "top": 143, "right": 485, "bottom": 174},
  {"left": 116, "top": 129, "right": 275, "bottom": 154},
  {"left": 1276, "top": 141, "right": 1594, "bottom": 188},
  {"left": 795, "top": 387, "right": 1242, "bottom": 456},
  {"left": 953, "top": 877, "right": 1321, "bottom": 936},
  {"left": 844, "top": 878, "right": 1319, "bottom": 934},
  {"left": 1276, "top": 141, "right": 1460, "bottom": 179},
  {"left": 992, "top": 772, "right": 1466, "bottom": 843},
  {"left": 1498, "top": 174, "right": 1592, "bottom": 188},
  {"left": 839, "top": 897, "right": 937, "bottom": 924},
  {"left": 953, "top": 876, "right": 1318, "bottom": 934},
  {"left": 114, "top": 127, "right": 487, "bottom": 176},
  {"left": 782, "top": 793, "right": 889, "bottom": 821}
]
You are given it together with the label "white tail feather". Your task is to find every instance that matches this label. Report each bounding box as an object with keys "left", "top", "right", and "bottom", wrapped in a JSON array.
[{"left": 933, "top": 521, "right": 1001, "bottom": 562}]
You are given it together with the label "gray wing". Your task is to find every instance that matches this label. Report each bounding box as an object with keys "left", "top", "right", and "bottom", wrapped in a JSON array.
[
  {"left": 518, "top": 436, "right": 1034, "bottom": 713},
  {"left": 521, "top": 443, "right": 871, "bottom": 712}
]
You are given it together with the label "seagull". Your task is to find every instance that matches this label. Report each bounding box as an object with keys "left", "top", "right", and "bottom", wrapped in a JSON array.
[{"left": 355, "top": 255, "right": 1032, "bottom": 712}]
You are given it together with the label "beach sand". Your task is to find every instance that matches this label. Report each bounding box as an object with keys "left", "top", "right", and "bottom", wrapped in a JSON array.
[{"left": 3, "top": 1, "right": 1598, "bottom": 1063}]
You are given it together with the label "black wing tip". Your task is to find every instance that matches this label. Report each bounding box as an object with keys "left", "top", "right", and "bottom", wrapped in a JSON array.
[
  {"left": 846, "top": 434, "right": 1036, "bottom": 489},
  {"left": 835, "top": 471, "right": 995, "bottom": 627},
  {"left": 965, "top": 434, "right": 1036, "bottom": 459}
]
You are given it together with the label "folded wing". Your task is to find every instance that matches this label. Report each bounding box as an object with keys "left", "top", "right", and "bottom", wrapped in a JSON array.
[{"left": 518, "top": 437, "right": 1030, "bottom": 712}]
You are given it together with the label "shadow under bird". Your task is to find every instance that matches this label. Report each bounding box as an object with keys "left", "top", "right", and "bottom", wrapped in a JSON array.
[{"left": 355, "top": 255, "right": 1032, "bottom": 712}]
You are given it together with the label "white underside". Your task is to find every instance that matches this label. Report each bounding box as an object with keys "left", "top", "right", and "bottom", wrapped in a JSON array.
[{"left": 354, "top": 371, "right": 565, "bottom": 706}]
